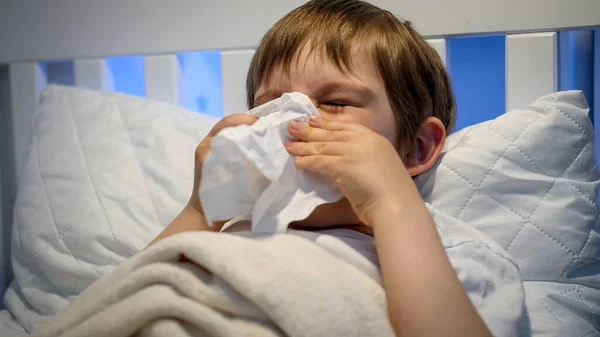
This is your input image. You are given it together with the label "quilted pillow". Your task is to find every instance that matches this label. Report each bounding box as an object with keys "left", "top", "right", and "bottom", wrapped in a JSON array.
[
  {"left": 415, "top": 91, "right": 600, "bottom": 335},
  {"left": 416, "top": 90, "right": 600, "bottom": 281},
  {"left": 4, "top": 85, "right": 219, "bottom": 332}
]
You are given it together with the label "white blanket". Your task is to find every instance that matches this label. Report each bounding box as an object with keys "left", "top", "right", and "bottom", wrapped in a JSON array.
[
  {"left": 28, "top": 206, "right": 535, "bottom": 337},
  {"left": 29, "top": 231, "right": 395, "bottom": 337}
]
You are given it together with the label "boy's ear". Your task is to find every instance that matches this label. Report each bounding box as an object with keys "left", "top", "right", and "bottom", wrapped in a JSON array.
[{"left": 404, "top": 117, "right": 446, "bottom": 177}]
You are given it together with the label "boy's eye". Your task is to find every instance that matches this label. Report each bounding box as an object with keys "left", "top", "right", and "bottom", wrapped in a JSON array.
[
  {"left": 319, "top": 100, "right": 354, "bottom": 113},
  {"left": 321, "top": 102, "right": 350, "bottom": 113},
  {"left": 319, "top": 101, "right": 351, "bottom": 114},
  {"left": 323, "top": 101, "right": 348, "bottom": 107}
]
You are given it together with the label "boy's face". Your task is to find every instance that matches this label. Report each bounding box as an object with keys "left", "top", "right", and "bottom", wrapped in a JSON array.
[
  {"left": 255, "top": 45, "right": 397, "bottom": 144},
  {"left": 255, "top": 45, "right": 397, "bottom": 228}
]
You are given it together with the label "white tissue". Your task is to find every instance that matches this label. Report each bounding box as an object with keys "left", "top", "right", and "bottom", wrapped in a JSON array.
[{"left": 199, "top": 92, "right": 343, "bottom": 233}]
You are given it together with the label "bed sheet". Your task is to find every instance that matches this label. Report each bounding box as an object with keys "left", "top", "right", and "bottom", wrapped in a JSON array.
[{"left": 0, "top": 309, "right": 27, "bottom": 337}]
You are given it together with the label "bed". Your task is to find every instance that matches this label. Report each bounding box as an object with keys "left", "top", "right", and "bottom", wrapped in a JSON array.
[{"left": 0, "top": 0, "right": 599, "bottom": 335}]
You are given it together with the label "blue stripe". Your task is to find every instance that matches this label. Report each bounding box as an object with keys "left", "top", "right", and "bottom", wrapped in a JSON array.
[
  {"left": 447, "top": 35, "right": 506, "bottom": 131},
  {"left": 105, "top": 56, "right": 145, "bottom": 97},
  {"left": 45, "top": 61, "right": 75, "bottom": 86},
  {"left": 594, "top": 30, "right": 600, "bottom": 167},
  {"left": 558, "top": 31, "right": 594, "bottom": 120},
  {"left": 178, "top": 50, "right": 223, "bottom": 117}
]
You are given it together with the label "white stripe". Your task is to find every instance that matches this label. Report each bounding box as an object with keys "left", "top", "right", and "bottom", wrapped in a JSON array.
[
  {"left": 74, "top": 58, "right": 114, "bottom": 90},
  {"left": 506, "top": 32, "right": 558, "bottom": 111},
  {"left": 9, "top": 63, "right": 47, "bottom": 178},
  {"left": 144, "top": 55, "right": 184, "bottom": 105},
  {"left": 427, "top": 39, "right": 447, "bottom": 65},
  {"left": 221, "top": 50, "right": 255, "bottom": 116}
]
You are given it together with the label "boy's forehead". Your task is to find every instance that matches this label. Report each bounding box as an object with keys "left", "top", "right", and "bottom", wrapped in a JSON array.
[{"left": 260, "top": 44, "right": 374, "bottom": 89}]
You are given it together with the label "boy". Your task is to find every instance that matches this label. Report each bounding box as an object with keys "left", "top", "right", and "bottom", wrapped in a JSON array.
[{"left": 151, "top": 1, "right": 526, "bottom": 336}]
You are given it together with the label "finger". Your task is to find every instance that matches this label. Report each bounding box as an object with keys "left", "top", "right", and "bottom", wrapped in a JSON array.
[
  {"left": 288, "top": 120, "right": 352, "bottom": 142},
  {"left": 308, "top": 115, "right": 370, "bottom": 133},
  {"left": 285, "top": 140, "right": 345, "bottom": 156},
  {"left": 294, "top": 155, "right": 339, "bottom": 176},
  {"left": 209, "top": 113, "right": 259, "bottom": 136}
]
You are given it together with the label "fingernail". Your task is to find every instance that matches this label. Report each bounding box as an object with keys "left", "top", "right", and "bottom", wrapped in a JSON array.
[
  {"left": 290, "top": 120, "right": 302, "bottom": 130},
  {"left": 309, "top": 115, "right": 321, "bottom": 123},
  {"left": 286, "top": 140, "right": 297, "bottom": 147}
]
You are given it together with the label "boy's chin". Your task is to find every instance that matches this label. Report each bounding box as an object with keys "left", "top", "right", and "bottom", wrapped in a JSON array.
[{"left": 289, "top": 198, "right": 363, "bottom": 229}]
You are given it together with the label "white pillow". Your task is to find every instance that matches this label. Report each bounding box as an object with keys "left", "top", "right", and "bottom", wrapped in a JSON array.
[
  {"left": 416, "top": 90, "right": 600, "bottom": 281},
  {"left": 415, "top": 91, "right": 600, "bottom": 335},
  {"left": 5, "top": 85, "right": 219, "bottom": 332}
]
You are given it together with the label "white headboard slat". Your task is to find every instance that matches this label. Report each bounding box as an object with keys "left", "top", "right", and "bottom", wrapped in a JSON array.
[
  {"left": 221, "top": 50, "right": 255, "bottom": 116},
  {"left": 426, "top": 39, "right": 447, "bottom": 65},
  {"left": 506, "top": 33, "right": 558, "bottom": 112},
  {"left": 144, "top": 55, "right": 184, "bottom": 106},
  {"left": 9, "top": 63, "right": 48, "bottom": 179},
  {"left": 74, "top": 59, "right": 115, "bottom": 91}
]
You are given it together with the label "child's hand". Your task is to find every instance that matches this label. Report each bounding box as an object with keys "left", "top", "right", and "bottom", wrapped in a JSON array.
[
  {"left": 149, "top": 113, "right": 258, "bottom": 245},
  {"left": 286, "top": 116, "right": 414, "bottom": 227},
  {"left": 190, "top": 113, "right": 259, "bottom": 214}
]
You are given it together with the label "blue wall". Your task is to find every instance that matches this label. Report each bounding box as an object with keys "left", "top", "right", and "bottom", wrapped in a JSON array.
[
  {"left": 595, "top": 30, "right": 600, "bottom": 165},
  {"left": 45, "top": 51, "right": 224, "bottom": 118},
  {"left": 447, "top": 35, "right": 506, "bottom": 131},
  {"left": 558, "top": 30, "right": 594, "bottom": 122},
  {"left": 105, "top": 56, "right": 145, "bottom": 97},
  {"left": 446, "top": 31, "right": 597, "bottom": 132},
  {"left": 179, "top": 51, "right": 223, "bottom": 117}
]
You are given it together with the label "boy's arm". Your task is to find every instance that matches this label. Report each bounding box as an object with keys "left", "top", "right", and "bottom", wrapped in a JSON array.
[
  {"left": 284, "top": 117, "right": 494, "bottom": 335},
  {"left": 371, "top": 199, "right": 493, "bottom": 337},
  {"left": 147, "top": 204, "right": 228, "bottom": 247},
  {"left": 147, "top": 204, "right": 213, "bottom": 247}
]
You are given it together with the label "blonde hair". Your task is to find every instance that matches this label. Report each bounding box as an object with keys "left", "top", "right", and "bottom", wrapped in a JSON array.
[{"left": 246, "top": 0, "right": 455, "bottom": 150}]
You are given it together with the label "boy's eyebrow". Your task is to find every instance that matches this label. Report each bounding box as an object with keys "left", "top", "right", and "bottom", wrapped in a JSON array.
[{"left": 314, "top": 82, "right": 377, "bottom": 101}]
